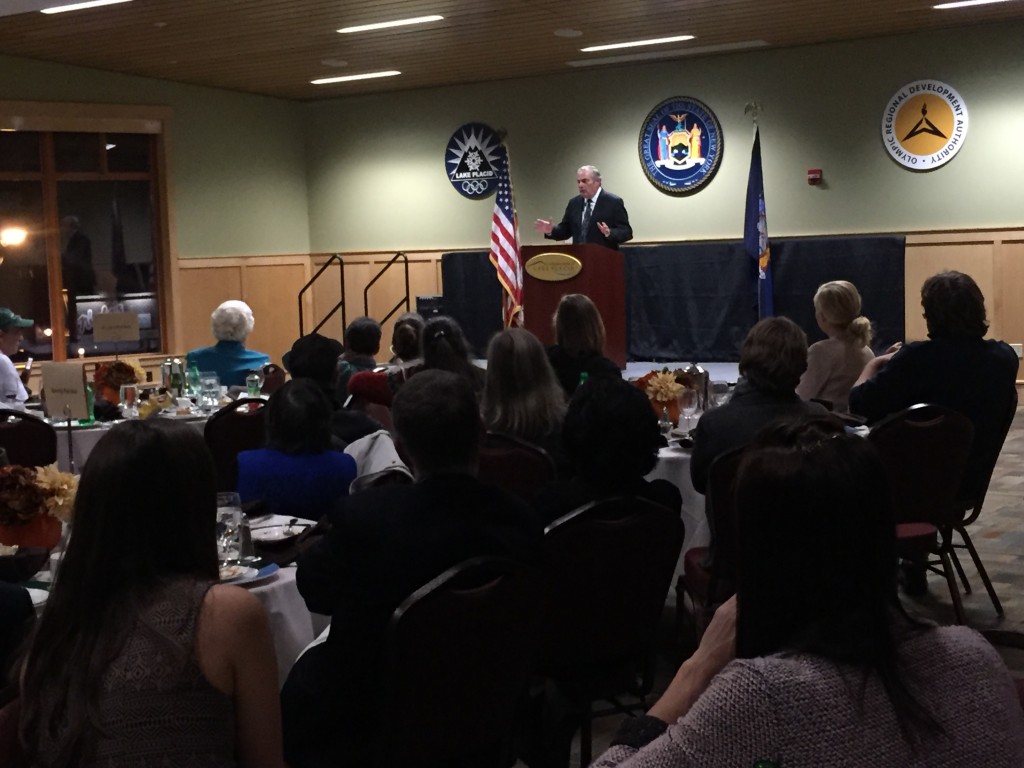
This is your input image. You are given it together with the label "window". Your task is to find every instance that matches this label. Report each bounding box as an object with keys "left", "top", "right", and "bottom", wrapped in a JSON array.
[{"left": 0, "top": 108, "right": 170, "bottom": 363}]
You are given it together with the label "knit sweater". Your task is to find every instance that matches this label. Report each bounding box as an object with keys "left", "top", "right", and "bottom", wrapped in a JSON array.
[{"left": 593, "top": 624, "right": 1024, "bottom": 767}]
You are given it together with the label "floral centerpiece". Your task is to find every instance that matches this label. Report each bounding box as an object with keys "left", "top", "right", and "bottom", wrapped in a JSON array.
[
  {"left": 0, "top": 464, "right": 77, "bottom": 548},
  {"left": 635, "top": 368, "right": 685, "bottom": 424},
  {"left": 93, "top": 360, "right": 144, "bottom": 405}
]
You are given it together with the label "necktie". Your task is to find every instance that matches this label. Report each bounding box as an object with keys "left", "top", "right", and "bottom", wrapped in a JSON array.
[{"left": 580, "top": 198, "right": 593, "bottom": 242}]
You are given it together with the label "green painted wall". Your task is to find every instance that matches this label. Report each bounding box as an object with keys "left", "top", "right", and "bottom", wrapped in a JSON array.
[
  {"left": 0, "top": 54, "right": 310, "bottom": 258},
  {"left": 2, "top": 20, "right": 1021, "bottom": 259},
  {"left": 303, "top": 22, "right": 1024, "bottom": 253}
]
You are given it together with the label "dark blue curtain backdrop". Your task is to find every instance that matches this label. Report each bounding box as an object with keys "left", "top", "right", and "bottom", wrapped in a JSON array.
[{"left": 441, "top": 235, "right": 905, "bottom": 361}]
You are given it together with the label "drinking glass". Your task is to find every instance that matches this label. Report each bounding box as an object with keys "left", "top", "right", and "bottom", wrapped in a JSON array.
[
  {"left": 119, "top": 384, "right": 139, "bottom": 418},
  {"left": 200, "top": 372, "right": 221, "bottom": 413},
  {"left": 216, "top": 492, "right": 242, "bottom": 564},
  {"left": 678, "top": 387, "right": 699, "bottom": 432},
  {"left": 711, "top": 380, "right": 732, "bottom": 408}
]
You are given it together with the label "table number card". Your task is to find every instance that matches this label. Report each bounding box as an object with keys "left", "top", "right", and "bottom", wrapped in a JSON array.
[
  {"left": 40, "top": 362, "right": 90, "bottom": 421},
  {"left": 92, "top": 312, "right": 140, "bottom": 343}
]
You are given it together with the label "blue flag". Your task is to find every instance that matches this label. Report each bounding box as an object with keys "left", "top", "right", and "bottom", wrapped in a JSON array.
[{"left": 744, "top": 127, "right": 774, "bottom": 318}]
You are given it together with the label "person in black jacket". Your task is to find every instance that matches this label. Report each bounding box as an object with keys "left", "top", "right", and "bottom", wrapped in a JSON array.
[
  {"left": 534, "top": 165, "right": 633, "bottom": 250},
  {"left": 281, "top": 370, "right": 542, "bottom": 767}
]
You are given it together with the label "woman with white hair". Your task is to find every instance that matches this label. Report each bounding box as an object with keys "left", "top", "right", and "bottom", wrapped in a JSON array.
[{"left": 186, "top": 300, "right": 271, "bottom": 387}]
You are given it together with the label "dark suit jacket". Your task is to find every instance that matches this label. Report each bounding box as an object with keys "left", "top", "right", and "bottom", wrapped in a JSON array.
[
  {"left": 284, "top": 473, "right": 543, "bottom": 764},
  {"left": 547, "top": 189, "right": 632, "bottom": 249}
]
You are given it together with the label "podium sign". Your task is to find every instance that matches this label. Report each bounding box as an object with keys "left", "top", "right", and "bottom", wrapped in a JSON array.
[
  {"left": 40, "top": 362, "right": 90, "bottom": 421},
  {"left": 521, "top": 244, "right": 626, "bottom": 369}
]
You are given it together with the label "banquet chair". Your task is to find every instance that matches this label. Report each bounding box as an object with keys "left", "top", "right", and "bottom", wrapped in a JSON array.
[
  {"left": 868, "top": 403, "right": 974, "bottom": 623},
  {"left": 478, "top": 432, "right": 557, "bottom": 504},
  {"left": 676, "top": 446, "right": 746, "bottom": 641},
  {"left": 259, "top": 363, "right": 287, "bottom": 395},
  {"left": 948, "top": 386, "right": 1018, "bottom": 617},
  {"left": 535, "top": 496, "right": 683, "bottom": 767},
  {"left": 373, "top": 556, "right": 540, "bottom": 768},
  {"left": 0, "top": 409, "right": 57, "bottom": 468},
  {"left": 204, "top": 397, "right": 267, "bottom": 492}
]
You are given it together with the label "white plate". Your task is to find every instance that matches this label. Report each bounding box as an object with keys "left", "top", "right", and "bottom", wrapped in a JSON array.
[
  {"left": 234, "top": 563, "right": 280, "bottom": 586},
  {"left": 26, "top": 587, "right": 49, "bottom": 607},
  {"left": 251, "top": 524, "right": 310, "bottom": 542},
  {"left": 219, "top": 565, "right": 258, "bottom": 582}
]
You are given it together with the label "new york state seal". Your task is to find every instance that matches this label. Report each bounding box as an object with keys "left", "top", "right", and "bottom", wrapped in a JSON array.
[{"left": 639, "top": 97, "right": 723, "bottom": 196}]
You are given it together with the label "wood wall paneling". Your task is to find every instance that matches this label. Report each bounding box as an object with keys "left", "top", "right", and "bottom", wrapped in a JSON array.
[
  {"left": 175, "top": 265, "right": 243, "bottom": 356},
  {"left": 242, "top": 263, "right": 310, "bottom": 365}
]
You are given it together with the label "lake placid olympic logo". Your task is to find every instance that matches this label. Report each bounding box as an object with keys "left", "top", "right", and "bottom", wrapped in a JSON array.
[
  {"left": 881, "top": 80, "right": 969, "bottom": 171},
  {"left": 445, "top": 122, "right": 502, "bottom": 199},
  {"left": 638, "top": 97, "right": 723, "bottom": 195}
]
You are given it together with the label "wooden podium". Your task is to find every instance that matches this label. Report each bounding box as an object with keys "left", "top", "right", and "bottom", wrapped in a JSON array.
[{"left": 521, "top": 244, "right": 626, "bottom": 369}]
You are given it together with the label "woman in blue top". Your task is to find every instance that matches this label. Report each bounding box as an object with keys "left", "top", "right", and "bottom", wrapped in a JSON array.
[{"left": 237, "top": 379, "right": 357, "bottom": 518}]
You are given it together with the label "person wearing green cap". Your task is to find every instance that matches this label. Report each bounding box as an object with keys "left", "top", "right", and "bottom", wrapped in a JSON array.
[{"left": 0, "top": 308, "right": 34, "bottom": 409}]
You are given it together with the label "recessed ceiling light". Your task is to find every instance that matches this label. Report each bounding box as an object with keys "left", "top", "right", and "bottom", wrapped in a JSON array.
[
  {"left": 338, "top": 15, "right": 443, "bottom": 34},
  {"left": 320, "top": 58, "right": 349, "bottom": 68},
  {"left": 567, "top": 40, "right": 768, "bottom": 67},
  {"left": 554, "top": 28, "right": 582, "bottom": 38},
  {"left": 41, "top": 0, "right": 132, "bottom": 14},
  {"left": 581, "top": 34, "right": 695, "bottom": 52},
  {"left": 311, "top": 70, "right": 401, "bottom": 85},
  {"left": 933, "top": 0, "right": 1013, "bottom": 6}
]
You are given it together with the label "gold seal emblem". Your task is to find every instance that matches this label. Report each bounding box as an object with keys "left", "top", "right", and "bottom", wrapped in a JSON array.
[
  {"left": 882, "top": 80, "right": 968, "bottom": 171},
  {"left": 524, "top": 252, "right": 583, "bottom": 282}
]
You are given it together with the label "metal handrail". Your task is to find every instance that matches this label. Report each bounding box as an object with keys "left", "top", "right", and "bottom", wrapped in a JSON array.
[
  {"left": 363, "top": 251, "right": 411, "bottom": 325},
  {"left": 298, "top": 254, "right": 346, "bottom": 337}
]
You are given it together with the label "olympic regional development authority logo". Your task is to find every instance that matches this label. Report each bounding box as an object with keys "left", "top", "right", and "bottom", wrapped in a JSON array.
[
  {"left": 445, "top": 122, "right": 503, "bottom": 199},
  {"left": 639, "top": 97, "right": 723, "bottom": 195},
  {"left": 882, "top": 80, "right": 968, "bottom": 171}
]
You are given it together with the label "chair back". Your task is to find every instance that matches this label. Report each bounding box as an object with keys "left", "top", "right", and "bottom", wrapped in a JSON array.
[
  {"left": 961, "top": 386, "right": 1017, "bottom": 525},
  {"left": 203, "top": 398, "right": 267, "bottom": 491},
  {"left": 539, "top": 496, "right": 683, "bottom": 673},
  {"left": 260, "top": 363, "right": 287, "bottom": 395},
  {"left": 868, "top": 403, "right": 974, "bottom": 528},
  {"left": 0, "top": 409, "right": 57, "bottom": 467},
  {"left": 374, "top": 557, "right": 540, "bottom": 768},
  {"left": 477, "top": 432, "right": 557, "bottom": 503},
  {"left": 703, "top": 446, "right": 747, "bottom": 603}
]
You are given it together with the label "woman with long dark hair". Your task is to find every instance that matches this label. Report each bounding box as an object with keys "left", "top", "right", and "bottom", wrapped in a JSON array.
[
  {"left": 545, "top": 293, "right": 620, "bottom": 398},
  {"left": 592, "top": 416, "right": 1024, "bottom": 767},
  {"left": 17, "top": 420, "right": 283, "bottom": 767}
]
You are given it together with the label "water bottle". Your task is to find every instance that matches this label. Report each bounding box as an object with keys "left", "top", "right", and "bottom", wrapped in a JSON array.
[
  {"left": 245, "top": 373, "right": 261, "bottom": 398},
  {"left": 238, "top": 516, "right": 257, "bottom": 564}
]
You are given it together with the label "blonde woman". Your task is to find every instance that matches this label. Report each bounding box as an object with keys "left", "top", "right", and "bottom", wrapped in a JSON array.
[{"left": 796, "top": 280, "right": 873, "bottom": 413}]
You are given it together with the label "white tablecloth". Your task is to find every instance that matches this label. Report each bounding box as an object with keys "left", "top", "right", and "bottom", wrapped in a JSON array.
[
  {"left": 54, "top": 416, "right": 206, "bottom": 472},
  {"left": 645, "top": 445, "right": 709, "bottom": 572},
  {"left": 248, "top": 565, "right": 330, "bottom": 687}
]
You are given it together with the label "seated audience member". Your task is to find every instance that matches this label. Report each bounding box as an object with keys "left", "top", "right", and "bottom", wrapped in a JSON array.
[
  {"left": 546, "top": 293, "right": 621, "bottom": 399},
  {"left": 849, "top": 271, "right": 1018, "bottom": 595},
  {"left": 186, "top": 300, "right": 271, "bottom": 387},
  {"left": 347, "top": 315, "right": 484, "bottom": 406},
  {"left": 592, "top": 417, "right": 1024, "bottom": 767},
  {"left": 690, "top": 316, "right": 827, "bottom": 495},
  {"left": 482, "top": 327, "right": 567, "bottom": 468},
  {"left": 16, "top": 420, "right": 283, "bottom": 766},
  {"left": 237, "top": 379, "right": 357, "bottom": 518},
  {"left": 387, "top": 311, "right": 424, "bottom": 365},
  {"left": 535, "top": 376, "right": 681, "bottom": 525},
  {"left": 282, "top": 332, "right": 381, "bottom": 446},
  {"left": 0, "top": 308, "right": 34, "bottom": 409},
  {"left": 850, "top": 270, "right": 1017, "bottom": 503},
  {"left": 795, "top": 279, "right": 874, "bottom": 413},
  {"left": 335, "top": 316, "right": 382, "bottom": 402},
  {"left": 282, "top": 370, "right": 542, "bottom": 767}
]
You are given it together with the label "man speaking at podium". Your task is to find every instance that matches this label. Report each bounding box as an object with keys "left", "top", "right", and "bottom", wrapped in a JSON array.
[{"left": 534, "top": 165, "right": 633, "bottom": 250}]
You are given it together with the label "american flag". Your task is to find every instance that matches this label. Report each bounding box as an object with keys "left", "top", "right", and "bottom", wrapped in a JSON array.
[{"left": 489, "top": 145, "right": 523, "bottom": 327}]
